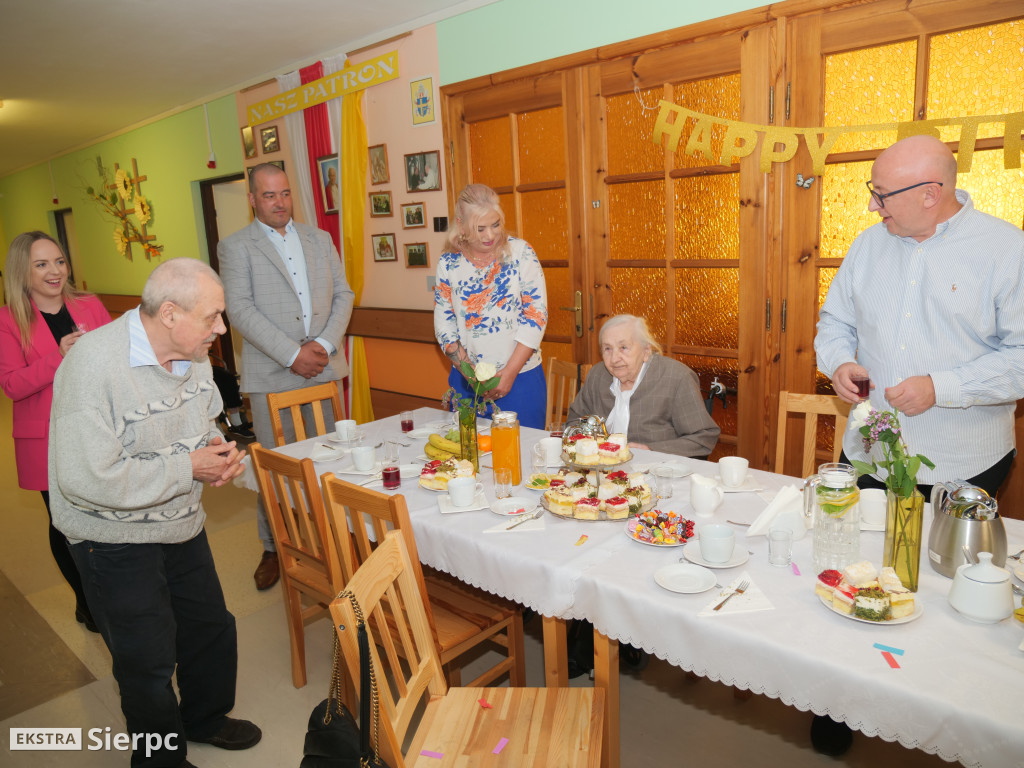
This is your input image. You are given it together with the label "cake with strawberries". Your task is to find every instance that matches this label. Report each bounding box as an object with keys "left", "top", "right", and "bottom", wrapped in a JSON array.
[
  {"left": 418, "top": 458, "right": 475, "bottom": 490},
  {"left": 815, "top": 561, "right": 914, "bottom": 621}
]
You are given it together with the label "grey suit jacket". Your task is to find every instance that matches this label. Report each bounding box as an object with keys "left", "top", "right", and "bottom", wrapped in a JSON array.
[
  {"left": 218, "top": 219, "right": 355, "bottom": 394},
  {"left": 568, "top": 355, "right": 720, "bottom": 457}
]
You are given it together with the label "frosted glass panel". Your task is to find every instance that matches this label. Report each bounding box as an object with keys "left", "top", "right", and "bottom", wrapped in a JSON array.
[
  {"left": 929, "top": 21, "right": 1024, "bottom": 142},
  {"left": 957, "top": 150, "right": 1024, "bottom": 227},
  {"left": 675, "top": 268, "right": 738, "bottom": 349},
  {"left": 672, "top": 74, "right": 742, "bottom": 169},
  {"left": 518, "top": 107, "right": 566, "bottom": 183},
  {"left": 606, "top": 88, "right": 664, "bottom": 176},
  {"left": 608, "top": 181, "right": 666, "bottom": 260},
  {"left": 818, "top": 267, "right": 838, "bottom": 310},
  {"left": 470, "top": 118, "right": 514, "bottom": 187},
  {"left": 610, "top": 268, "right": 667, "bottom": 340},
  {"left": 820, "top": 161, "right": 877, "bottom": 259},
  {"left": 521, "top": 189, "right": 568, "bottom": 261},
  {"left": 498, "top": 193, "right": 519, "bottom": 237},
  {"left": 674, "top": 174, "right": 739, "bottom": 260},
  {"left": 823, "top": 41, "right": 915, "bottom": 153}
]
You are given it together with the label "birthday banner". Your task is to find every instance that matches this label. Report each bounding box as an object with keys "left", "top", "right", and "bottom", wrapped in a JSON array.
[
  {"left": 652, "top": 101, "right": 1024, "bottom": 175},
  {"left": 247, "top": 52, "right": 399, "bottom": 125}
]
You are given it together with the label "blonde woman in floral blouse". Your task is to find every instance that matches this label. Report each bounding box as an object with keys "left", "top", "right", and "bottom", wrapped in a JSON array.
[{"left": 434, "top": 184, "right": 548, "bottom": 428}]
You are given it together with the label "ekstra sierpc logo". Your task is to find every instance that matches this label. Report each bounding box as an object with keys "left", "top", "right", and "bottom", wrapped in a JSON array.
[
  {"left": 10, "top": 727, "right": 179, "bottom": 756},
  {"left": 10, "top": 728, "right": 82, "bottom": 750}
]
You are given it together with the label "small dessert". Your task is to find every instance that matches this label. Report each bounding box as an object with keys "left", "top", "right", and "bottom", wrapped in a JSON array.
[
  {"left": 853, "top": 587, "right": 891, "bottom": 621},
  {"left": 604, "top": 496, "right": 630, "bottom": 519},
  {"left": 575, "top": 496, "right": 602, "bottom": 520},
  {"left": 627, "top": 484, "right": 652, "bottom": 504},
  {"left": 815, "top": 569, "right": 842, "bottom": 604},
  {"left": 544, "top": 487, "right": 576, "bottom": 517},
  {"left": 418, "top": 458, "right": 474, "bottom": 490},
  {"left": 574, "top": 438, "right": 600, "bottom": 465},
  {"left": 842, "top": 560, "right": 879, "bottom": 588},
  {"left": 608, "top": 433, "right": 629, "bottom": 456},
  {"left": 605, "top": 470, "right": 630, "bottom": 487},
  {"left": 832, "top": 579, "right": 858, "bottom": 615},
  {"left": 597, "top": 483, "right": 620, "bottom": 501},
  {"left": 568, "top": 484, "right": 592, "bottom": 502},
  {"left": 562, "top": 471, "right": 585, "bottom": 487},
  {"left": 598, "top": 440, "right": 623, "bottom": 464},
  {"left": 561, "top": 433, "right": 587, "bottom": 462},
  {"left": 878, "top": 567, "right": 915, "bottom": 618}
]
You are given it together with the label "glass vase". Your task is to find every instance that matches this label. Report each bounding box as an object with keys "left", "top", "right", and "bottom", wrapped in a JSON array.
[
  {"left": 883, "top": 488, "right": 924, "bottom": 592},
  {"left": 458, "top": 408, "right": 480, "bottom": 473}
]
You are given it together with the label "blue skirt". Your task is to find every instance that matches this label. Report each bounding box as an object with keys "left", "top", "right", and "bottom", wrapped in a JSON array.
[{"left": 446, "top": 365, "right": 547, "bottom": 430}]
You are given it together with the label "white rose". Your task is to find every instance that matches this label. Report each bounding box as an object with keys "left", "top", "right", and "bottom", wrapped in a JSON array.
[
  {"left": 474, "top": 361, "right": 497, "bottom": 381},
  {"left": 849, "top": 401, "right": 872, "bottom": 430}
]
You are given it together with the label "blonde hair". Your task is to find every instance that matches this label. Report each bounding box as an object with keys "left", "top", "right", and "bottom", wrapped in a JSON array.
[
  {"left": 4, "top": 231, "right": 86, "bottom": 349},
  {"left": 444, "top": 183, "right": 510, "bottom": 257},
  {"left": 599, "top": 314, "right": 663, "bottom": 356}
]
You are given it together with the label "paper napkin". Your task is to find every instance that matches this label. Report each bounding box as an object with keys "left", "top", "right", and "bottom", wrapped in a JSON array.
[
  {"left": 482, "top": 515, "right": 546, "bottom": 534},
  {"left": 310, "top": 443, "right": 345, "bottom": 463},
  {"left": 698, "top": 572, "right": 774, "bottom": 616},
  {"left": 746, "top": 485, "right": 805, "bottom": 537}
]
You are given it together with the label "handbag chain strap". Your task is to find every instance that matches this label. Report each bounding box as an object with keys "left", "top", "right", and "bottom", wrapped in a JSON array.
[{"left": 332, "top": 588, "right": 382, "bottom": 767}]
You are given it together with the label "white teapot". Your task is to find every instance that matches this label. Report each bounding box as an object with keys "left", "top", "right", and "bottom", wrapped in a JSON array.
[{"left": 947, "top": 551, "right": 1014, "bottom": 624}]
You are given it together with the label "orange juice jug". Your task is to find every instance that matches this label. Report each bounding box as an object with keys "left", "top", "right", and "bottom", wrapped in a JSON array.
[{"left": 490, "top": 412, "right": 522, "bottom": 486}]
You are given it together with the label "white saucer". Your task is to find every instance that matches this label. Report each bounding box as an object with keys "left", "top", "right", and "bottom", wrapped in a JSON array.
[
  {"left": 861, "top": 520, "right": 886, "bottom": 532},
  {"left": 325, "top": 430, "right": 365, "bottom": 444},
  {"left": 637, "top": 461, "right": 692, "bottom": 479},
  {"left": 681, "top": 541, "right": 750, "bottom": 568},
  {"left": 1013, "top": 560, "right": 1024, "bottom": 584},
  {"left": 438, "top": 490, "right": 488, "bottom": 514},
  {"left": 491, "top": 496, "right": 536, "bottom": 516},
  {"left": 714, "top": 476, "right": 764, "bottom": 493},
  {"left": 654, "top": 563, "right": 717, "bottom": 594},
  {"left": 408, "top": 424, "right": 451, "bottom": 439}
]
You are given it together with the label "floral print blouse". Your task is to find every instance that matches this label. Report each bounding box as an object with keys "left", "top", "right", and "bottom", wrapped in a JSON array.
[{"left": 433, "top": 237, "right": 548, "bottom": 373}]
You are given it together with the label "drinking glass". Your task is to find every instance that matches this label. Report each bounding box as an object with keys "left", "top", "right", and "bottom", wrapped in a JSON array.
[
  {"left": 851, "top": 374, "right": 871, "bottom": 400},
  {"left": 532, "top": 443, "right": 547, "bottom": 473},
  {"left": 400, "top": 410, "right": 414, "bottom": 433},
  {"left": 382, "top": 441, "right": 401, "bottom": 490},
  {"left": 494, "top": 467, "right": 512, "bottom": 499},
  {"left": 768, "top": 527, "right": 794, "bottom": 567},
  {"left": 549, "top": 422, "right": 564, "bottom": 438},
  {"left": 653, "top": 467, "right": 674, "bottom": 500}
]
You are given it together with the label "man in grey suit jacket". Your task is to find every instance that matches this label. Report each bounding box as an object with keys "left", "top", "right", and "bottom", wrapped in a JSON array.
[{"left": 218, "top": 163, "right": 354, "bottom": 589}]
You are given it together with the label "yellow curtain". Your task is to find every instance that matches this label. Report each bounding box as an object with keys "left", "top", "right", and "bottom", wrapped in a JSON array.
[{"left": 341, "top": 88, "right": 374, "bottom": 423}]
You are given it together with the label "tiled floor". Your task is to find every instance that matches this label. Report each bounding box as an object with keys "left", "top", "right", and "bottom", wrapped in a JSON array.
[{"left": 0, "top": 394, "right": 950, "bottom": 767}]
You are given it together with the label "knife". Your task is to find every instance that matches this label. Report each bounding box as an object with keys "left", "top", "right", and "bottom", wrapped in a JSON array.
[{"left": 505, "top": 509, "right": 541, "bottom": 530}]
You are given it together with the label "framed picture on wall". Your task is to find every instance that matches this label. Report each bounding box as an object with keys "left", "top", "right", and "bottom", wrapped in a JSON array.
[
  {"left": 405, "top": 242, "right": 429, "bottom": 268},
  {"left": 369, "top": 144, "right": 389, "bottom": 185},
  {"left": 401, "top": 202, "right": 425, "bottom": 228},
  {"left": 372, "top": 233, "right": 397, "bottom": 262},
  {"left": 317, "top": 154, "right": 340, "bottom": 214},
  {"left": 369, "top": 191, "right": 392, "bottom": 218},
  {"left": 404, "top": 150, "right": 441, "bottom": 193},
  {"left": 240, "top": 126, "right": 257, "bottom": 159},
  {"left": 260, "top": 126, "right": 280, "bottom": 154}
]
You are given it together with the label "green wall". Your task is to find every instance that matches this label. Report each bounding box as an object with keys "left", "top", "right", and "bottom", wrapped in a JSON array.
[
  {"left": 0, "top": 95, "right": 242, "bottom": 295},
  {"left": 436, "top": 0, "right": 766, "bottom": 84}
]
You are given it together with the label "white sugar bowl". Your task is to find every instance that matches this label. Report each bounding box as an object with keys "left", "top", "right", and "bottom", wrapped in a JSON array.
[{"left": 947, "top": 552, "right": 1014, "bottom": 623}]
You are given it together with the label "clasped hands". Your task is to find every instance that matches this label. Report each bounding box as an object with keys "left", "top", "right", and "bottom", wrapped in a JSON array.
[
  {"left": 191, "top": 437, "right": 246, "bottom": 487},
  {"left": 833, "top": 363, "right": 935, "bottom": 416},
  {"left": 290, "top": 340, "right": 329, "bottom": 379}
]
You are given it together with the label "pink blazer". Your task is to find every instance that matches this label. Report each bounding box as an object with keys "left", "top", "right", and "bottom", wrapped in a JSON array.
[{"left": 0, "top": 295, "right": 112, "bottom": 490}]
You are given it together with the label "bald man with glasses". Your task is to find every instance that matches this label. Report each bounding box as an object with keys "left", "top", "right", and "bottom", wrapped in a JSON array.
[{"left": 816, "top": 134, "right": 1024, "bottom": 500}]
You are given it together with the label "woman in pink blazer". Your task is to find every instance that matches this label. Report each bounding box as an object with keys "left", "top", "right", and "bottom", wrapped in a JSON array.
[{"left": 0, "top": 231, "right": 111, "bottom": 631}]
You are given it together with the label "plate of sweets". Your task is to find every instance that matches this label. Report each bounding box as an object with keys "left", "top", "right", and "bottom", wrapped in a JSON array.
[
  {"left": 815, "top": 560, "right": 922, "bottom": 624},
  {"left": 525, "top": 473, "right": 560, "bottom": 491},
  {"left": 626, "top": 509, "right": 695, "bottom": 547},
  {"left": 561, "top": 432, "right": 632, "bottom": 469},
  {"left": 418, "top": 458, "right": 476, "bottom": 491},
  {"left": 541, "top": 470, "right": 652, "bottom": 520}
]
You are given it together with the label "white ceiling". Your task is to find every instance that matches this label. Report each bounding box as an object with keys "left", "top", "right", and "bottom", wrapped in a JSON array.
[{"left": 0, "top": 0, "right": 491, "bottom": 178}]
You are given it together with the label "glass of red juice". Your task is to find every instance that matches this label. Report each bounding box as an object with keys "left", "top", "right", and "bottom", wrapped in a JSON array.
[
  {"left": 851, "top": 375, "right": 870, "bottom": 400},
  {"left": 400, "top": 410, "right": 414, "bottom": 433},
  {"left": 549, "top": 421, "right": 564, "bottom": 438},
  {"left": 382, "top": 442, "right": 401, "bottom": 490}
]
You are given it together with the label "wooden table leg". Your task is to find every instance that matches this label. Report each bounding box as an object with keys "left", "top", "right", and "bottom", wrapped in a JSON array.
[
  {"left": 593, "top": 628, "right": 619, "bottom": 768},
  {"left": 541, "top": 615, "right": 568, "bottom": 687}
]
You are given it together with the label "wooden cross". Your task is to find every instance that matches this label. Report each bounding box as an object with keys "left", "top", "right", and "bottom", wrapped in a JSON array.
[{"left": 105, "top": 157, "right": 162, "bottom": 260}]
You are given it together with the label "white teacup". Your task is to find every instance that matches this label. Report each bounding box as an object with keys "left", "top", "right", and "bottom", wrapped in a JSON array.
[
  {"left": 860, "top": 488, "right": 887, "bottom": 528},
  {"left": 335, "top": 419, "right": 357, "bottom": 441},
  {"left": 351, "top": 445, "right": 376, "bottom": 472},
  {"left": 699, "top": 523, "right": 735, "bottom": 564},
  {"left": 690, "top": 474, "right": 724, "bottom": 518},
  {"left": 718, "top": 456, "right": 749, "bottom": 488},
  {"left": 448, "top": 476, "right": 483, "bottom": 508},
  {"left": 537, "top": 437, "right": 562, "bottom": 466}
]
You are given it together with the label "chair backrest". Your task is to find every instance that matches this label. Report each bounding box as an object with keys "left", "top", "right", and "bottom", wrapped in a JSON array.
[
  {"left": 774, "top": 391, "right": 851, "bottom": 477},
  {"left": 329, "top": 531, "right": 448, "bottom": 768},
  {"left": 250, "top": 443, "right": 341, "bottom": 595},
  {"left": 266, "top": 381, "right": 344, "bottom": 447},
  {"left": 545, "top": 357, "right": 581, "bottom": 431}
]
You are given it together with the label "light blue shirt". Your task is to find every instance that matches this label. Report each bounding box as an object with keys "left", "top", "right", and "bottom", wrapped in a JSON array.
[
  {"left": 127, "top": 307, "right": 191, "bottom": 375},
  {"left": 816, "top": 190, "right": 1024, "bottom": 483},
  {"left": 255, "top": 218, "right": 335, "bottom": 365}
]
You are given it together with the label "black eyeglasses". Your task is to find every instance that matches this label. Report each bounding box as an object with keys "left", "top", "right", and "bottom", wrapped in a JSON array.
[{"left": 865, "top": 180, "right": 943, "bottom": 208}]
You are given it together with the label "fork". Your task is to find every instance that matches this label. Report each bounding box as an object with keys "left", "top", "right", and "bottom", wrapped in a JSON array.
[
  {"left": 713, "top": 578, "right": 750, "bottom": 611},
  {"left": 356, "top": 473, "right": 383, "bottom": 486}
]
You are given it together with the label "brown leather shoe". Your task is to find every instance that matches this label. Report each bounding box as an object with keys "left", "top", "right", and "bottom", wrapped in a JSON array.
[{"left": 254, "top": 551, "right": 280, "bottom": 590}]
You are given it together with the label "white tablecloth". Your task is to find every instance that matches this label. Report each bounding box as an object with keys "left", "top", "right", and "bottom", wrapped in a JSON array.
[{"left": 265, "top": 407, "right": 1024, "bottom": 768}]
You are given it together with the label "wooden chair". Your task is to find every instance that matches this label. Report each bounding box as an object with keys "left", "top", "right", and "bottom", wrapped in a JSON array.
[
  {"left": 774, "top": 391, "right": 851, "bottom": 477},
  {"left": 266, "top": 380, "right": 344, "bottom": 447},
  {"left": 250, "top": 443, "right": 345, "bottom": 688},
  {"left": 321, "top": 472, "right": 525, "bottom": 689},
  {"left": 330, "top": 531, "right": 604, "bottom": 768},
  {"left": 545, "top": 357, "right": 581, "bottom": 431}
]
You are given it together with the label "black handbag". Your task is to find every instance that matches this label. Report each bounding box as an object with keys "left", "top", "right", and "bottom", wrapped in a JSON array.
[{"left": 301, "top": 590, "right": 391, "bottom": 768}]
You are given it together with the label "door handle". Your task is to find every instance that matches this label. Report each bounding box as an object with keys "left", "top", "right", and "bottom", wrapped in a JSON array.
[{"left": 559, "top": 290, "right": 583, "bottom": 338}]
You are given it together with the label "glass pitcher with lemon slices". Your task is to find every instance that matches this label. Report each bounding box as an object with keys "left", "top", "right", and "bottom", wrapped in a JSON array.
[{"left": 805, "top": 463, "right": 861, "bottom": 573}]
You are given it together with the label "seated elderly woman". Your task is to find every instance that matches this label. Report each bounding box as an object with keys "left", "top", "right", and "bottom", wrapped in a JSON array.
[{"left": 567, "top": 314, "right": 720, "bottom": 457}]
